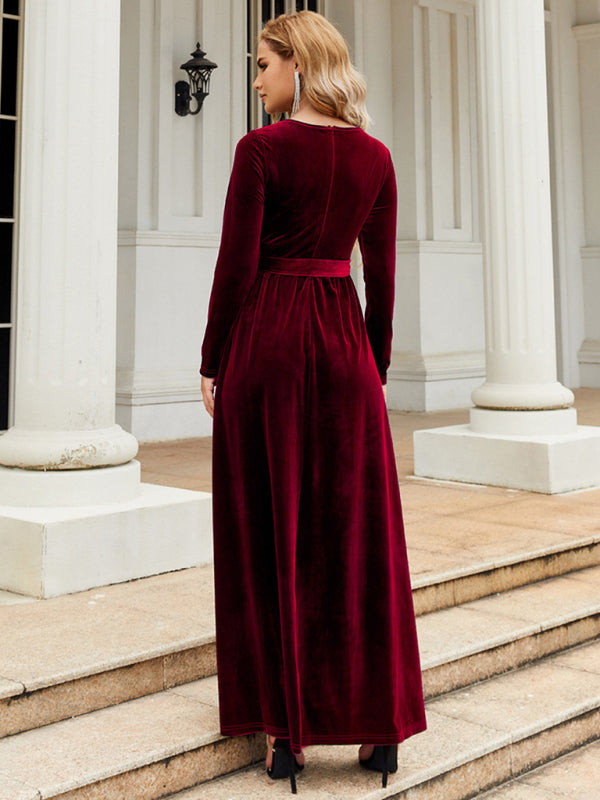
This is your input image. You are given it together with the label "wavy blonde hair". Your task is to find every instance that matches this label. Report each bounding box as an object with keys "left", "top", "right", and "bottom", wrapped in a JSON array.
[{"left": 258, "top": 10, "right": 372, "bottom": 131}]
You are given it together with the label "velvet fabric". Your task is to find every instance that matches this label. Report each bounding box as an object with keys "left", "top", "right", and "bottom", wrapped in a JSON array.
[{"left": 200, "top": 118, "right": 427, "bottom": 755}]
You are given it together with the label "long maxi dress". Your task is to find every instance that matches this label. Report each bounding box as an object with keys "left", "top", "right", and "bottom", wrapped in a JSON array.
[{"left": 200, "top": 118, "right": 427, "bottom": 756}]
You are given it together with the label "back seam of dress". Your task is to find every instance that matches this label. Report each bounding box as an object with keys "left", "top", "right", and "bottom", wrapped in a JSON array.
[{"left": 310, "top": 128, "right": 335, "bottom": 258}]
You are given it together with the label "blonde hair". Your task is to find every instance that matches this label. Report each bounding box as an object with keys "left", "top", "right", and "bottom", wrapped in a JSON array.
[{"left": 258, "top": 10, "right": 372, "bottom": 131}]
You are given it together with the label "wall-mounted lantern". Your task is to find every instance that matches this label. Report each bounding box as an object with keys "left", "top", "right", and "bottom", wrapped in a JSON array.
[{"left": 175, "top": 43, "right": 218, "bottom": 116}]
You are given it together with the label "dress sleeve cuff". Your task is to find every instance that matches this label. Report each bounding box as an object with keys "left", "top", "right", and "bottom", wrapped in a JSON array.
[{"left": 200, "top": 366, "right": 218, "bottom": 378}]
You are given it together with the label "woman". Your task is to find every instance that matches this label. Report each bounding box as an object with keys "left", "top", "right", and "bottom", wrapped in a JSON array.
[{"left": 200, "top": 10, "right": 426, "bottom": 794}]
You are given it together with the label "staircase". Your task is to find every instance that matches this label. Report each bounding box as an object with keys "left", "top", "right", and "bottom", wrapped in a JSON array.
[{"left": 1, "top": 495, "right": 600, "bottom": 800}]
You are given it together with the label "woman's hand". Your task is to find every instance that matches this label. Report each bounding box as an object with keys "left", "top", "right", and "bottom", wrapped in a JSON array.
[
  {"left": 382, "top": 383, "right": 387, "bottom": 403},
  {"left": 201, "top": 376, "right": 216, "bottom": 418}
]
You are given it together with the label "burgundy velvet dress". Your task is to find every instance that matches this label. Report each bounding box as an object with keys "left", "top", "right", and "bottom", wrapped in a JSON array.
[{"left": 200, "top": 117, "right": 426, "bottom": 756}]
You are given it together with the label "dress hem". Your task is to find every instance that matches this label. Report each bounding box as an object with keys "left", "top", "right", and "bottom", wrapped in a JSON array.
[{"left": 220, "top": 717, "right": 428, "bottom": 754}]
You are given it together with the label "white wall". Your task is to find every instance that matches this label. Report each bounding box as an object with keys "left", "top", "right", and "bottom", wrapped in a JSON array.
[
  {"left": 117, "top": 0, "right": 245, "bottom": 440},
  {"left": 116, "top": 0, "right": 487, "bottom": 438},
  {"left": 387, "top": 0, "right": 485, "bottom": 411},
  {"left": 114, "top": 0, "right": 596, "bottom": 439}
]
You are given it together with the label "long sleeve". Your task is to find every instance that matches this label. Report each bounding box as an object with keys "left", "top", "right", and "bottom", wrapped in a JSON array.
[
  {"left": 200, "top": 130, "right": 266, "bottom": 381},
  {"left": 358, "top": 150, "right": 397, "bottom": 386}
]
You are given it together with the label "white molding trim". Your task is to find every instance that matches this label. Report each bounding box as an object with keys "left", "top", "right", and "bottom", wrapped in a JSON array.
[
  {"left": 572, "top": 22, "right": 600, "bottom": 41},
  {"left": 418, "top": 0, "right": 474, "bottom": 13},
  {"left": 578, "top": 340, "right": 600, "bottom": 365},
  {"left": 116, "top": 369, "right": 202, "bottom": 406},
  {"left": 117, "top": 234, "right": 485, "bottom": 252},
  {"left": 118, "top": 235, "right": 484, "bottom": 253},
  {"left": 580, "top": 246, "right": 600, "bottom": 260},
  {"left": 118, "top": 230, "right": 220, "bottom": 248},
  {"left": 397, "top": 239, "right": 482, "bottom": 255},
  {"left": 390, "top": 351, "right": 485, "bottom": 382}
]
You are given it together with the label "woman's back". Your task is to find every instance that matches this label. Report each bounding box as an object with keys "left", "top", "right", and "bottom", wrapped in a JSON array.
[
  {"left": 253, "top": 118, "right": 393, "bottom": 261},
  {"left": 200, "top": 117, "right": 397, "bottom": 384}
]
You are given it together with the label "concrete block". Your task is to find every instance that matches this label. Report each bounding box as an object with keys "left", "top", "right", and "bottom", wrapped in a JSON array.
[
  {"left": 413, "top": 424, "right": 600, "bottom": 494},
  {"left": 0, "top": 484, "right": 212, "bottom": 598}
]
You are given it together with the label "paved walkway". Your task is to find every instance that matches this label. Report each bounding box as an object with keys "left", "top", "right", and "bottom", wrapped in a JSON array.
[{"left": 138, "top": 388, "right": 600, "bottom": 587}]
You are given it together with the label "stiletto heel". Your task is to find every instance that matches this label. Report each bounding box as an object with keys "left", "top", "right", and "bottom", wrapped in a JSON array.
[
  {"left": 267, "top": 737, "right": 303, "bottom": 794},
  {"left": 359, "top": 743, "right": 398, "bottom": 788}
]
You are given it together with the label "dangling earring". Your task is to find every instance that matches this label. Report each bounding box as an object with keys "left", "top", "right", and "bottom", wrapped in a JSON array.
[{"left": 291, "top": 71, "right": 301, "bottom": 116}]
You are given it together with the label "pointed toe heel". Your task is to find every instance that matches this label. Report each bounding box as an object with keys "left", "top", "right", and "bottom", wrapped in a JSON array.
[
  {"left": 267, "top": 737, "right": 303, "bottom": 794},
  {"left": 359, "top": 744, "right": 398, "bottom": 788}
]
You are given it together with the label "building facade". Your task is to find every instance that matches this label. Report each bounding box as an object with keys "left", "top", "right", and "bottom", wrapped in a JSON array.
[
  {"left": 113, "top": 0, "right": 600, "bottom": 435},
  {"left": 0, "top": 0, "right": 599, "bottom": 596},
  {"left": 1, "top": 1, "right": 599, "bottom": 440}
]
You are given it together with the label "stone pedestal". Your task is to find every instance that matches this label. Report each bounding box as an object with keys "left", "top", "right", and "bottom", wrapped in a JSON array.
[
  {"left": 0, "top": 476, "right": 212, "bottom": 599},
  {"left": 0, "top": 0, "right": 210, "bottom": 596},
  {"left": 413, "top": 0, "right": 600, "bottom": 494}
]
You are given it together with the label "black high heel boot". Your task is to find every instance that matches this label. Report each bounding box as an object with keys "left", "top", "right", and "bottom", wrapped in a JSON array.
[
  {"left": 359, "top": 744, "right": 398, "bottom": 788},
  {"left": 267, "top": 737, "right": 303, "bottom": 794}
]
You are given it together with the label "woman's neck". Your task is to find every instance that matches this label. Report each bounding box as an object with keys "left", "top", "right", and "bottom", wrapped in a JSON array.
[{"left": 290, "top": 100, "right": 355, "bottom": 128}]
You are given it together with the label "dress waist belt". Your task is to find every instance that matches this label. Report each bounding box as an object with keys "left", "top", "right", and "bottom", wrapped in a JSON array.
[{"left": 259, "top": 256, "right": 351, "bottom": 277}]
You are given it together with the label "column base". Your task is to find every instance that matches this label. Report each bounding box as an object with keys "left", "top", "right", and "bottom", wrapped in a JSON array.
[
  {"left": 0, "top": 425, "right": 139, "bottom": 469},
  {"left": 471, "top": 381, "right": 575, "bottom": 410},
  {"left": 0, "top": 460, "right": 141, "bottom": 506},
  {"left": 470, "top": 407, "right": 578, "bottom": 435},
  {"left": 413, "top": 421, "right": 600, "bottom": 494},
  {"left": 0, "top": 482, "right": 212, "bottom": 598}
]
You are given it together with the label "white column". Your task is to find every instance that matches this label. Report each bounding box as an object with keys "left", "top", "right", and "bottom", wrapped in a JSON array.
[
  {"left": 0, "top": 0, "right": 138, "bottom": 498},
  {"left": 470, "top": 0, "right": 573, "bottom": 424},
  {"left": 412, "top": 0, "right": 600, "bottom": 493}
]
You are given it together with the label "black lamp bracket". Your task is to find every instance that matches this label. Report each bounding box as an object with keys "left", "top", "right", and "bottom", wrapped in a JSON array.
[{"left": 175, "top": 43, "right": 218, "bottom": 117}]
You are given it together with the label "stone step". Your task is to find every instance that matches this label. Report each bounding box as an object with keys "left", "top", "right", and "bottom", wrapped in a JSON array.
[
  {"left": 0, "top": 565, "right": 217, "bottom": 738},
  {"left": 2, "top": 558, "right": 600, "bottom": 738},
  {"left": 164, "top": 639, "right": 600, "bottom": 800},
  {"left": 418, "top": 563, "right": 600, "bottom": 699},
  {"left": 411, "top": 532, "right": 600, "bottom": 615},
  {"left": 0, "top": 674, "right": 265, "bottom": 800},
  {"left": 476, "top": 738, "right": 600, "bottom": 798},
  {"left": 3, "top": 638, "right": 596, "bottom": 800}
]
